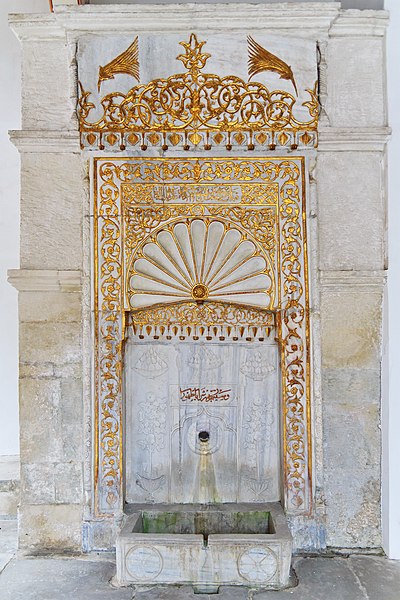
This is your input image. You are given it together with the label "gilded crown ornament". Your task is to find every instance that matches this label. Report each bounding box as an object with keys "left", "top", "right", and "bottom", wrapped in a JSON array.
[{"left": 78, "top": 33, "right": 319, "bottom": 151}]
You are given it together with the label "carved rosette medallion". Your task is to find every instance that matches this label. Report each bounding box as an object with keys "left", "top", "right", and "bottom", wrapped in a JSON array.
[
  {"left": 125, "top": 546, "right": 163, "bottom": 580},
  {"left": 238, "top": 547, "right": 278, "bottom": 583},
  {"left": 94, "top": 157, "right": 311, "bottom": 515}
]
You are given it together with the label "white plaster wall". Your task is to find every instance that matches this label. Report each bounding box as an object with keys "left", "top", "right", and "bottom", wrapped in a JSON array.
[
  {"left": 0, "top": 3, "right": 34, "bottom": 455},
  {"left": 382, "top": 0, "right": 400, "bottom": 561},
  {"left": 0, "top": 0, "right": 48, "bottom": 456}
]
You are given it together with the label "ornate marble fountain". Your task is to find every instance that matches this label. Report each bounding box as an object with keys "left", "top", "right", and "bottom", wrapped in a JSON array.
[{"left": 8, "top": 2, "right": 388, "bottom": 593}]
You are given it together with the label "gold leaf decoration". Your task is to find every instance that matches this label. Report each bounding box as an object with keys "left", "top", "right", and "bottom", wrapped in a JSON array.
[
  {"left": 169, "top": 133, "right": 182, "bottom": 146},
  {"left": 300, "top": 131, "right": 312, "bottom": 145},
  {"left": 78, "top": 34, "right": 318, "bottom": 151},
  {"left": 278, "top": 132, "right": 289, "bottom": 146},
  {"left": 148, "top": 133, "right": 160, "bottom": 145},
  {"left": 86, "top": 133, "right": 96, "bottom": 146},
  {"left": 248, "top": 36, "right": 298, "bottom": 96},
  {"left": 98, "top": 36, "right": 140, "bottom": 92},
  {"left": 256, "top": 132, "right": 268, "bottom": 145},
  {"left": 127, "top": 133, "right": 140, "bottom": 145},
  {"left": 189, "top": 132, "right": 202, "bottom": 146},
  {"left": 234, "top": 132, "right": 246, "bottom": 145},
  {"left": 106, "top": 133, "right": 118, "bottom": 146}
]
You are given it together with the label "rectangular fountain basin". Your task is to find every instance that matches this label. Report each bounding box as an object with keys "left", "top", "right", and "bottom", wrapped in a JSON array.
[{"left": 115, "top": 503, "right": 292, "bottom": 590}]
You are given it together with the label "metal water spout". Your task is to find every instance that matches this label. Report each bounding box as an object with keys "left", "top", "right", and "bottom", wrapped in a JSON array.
[{"left": 196, "top": 430, "right": 219, "bottom": 505}]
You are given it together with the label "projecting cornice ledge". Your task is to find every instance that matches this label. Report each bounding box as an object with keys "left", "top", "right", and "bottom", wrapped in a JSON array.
[
  {"left": 320, "top": 270, "right": 387, "bottom": 289},
  {"left": 9, "top": 130, "right": 81, "bottom": 153},
  {"left": 8, "top": 269, "right": 82, "bottom": 292},
  {"left": 318, "top": 127, "right": 391, "bottom": 152},
  {"left": 10, "top": 3, "right": 340, "bottom": 38}
]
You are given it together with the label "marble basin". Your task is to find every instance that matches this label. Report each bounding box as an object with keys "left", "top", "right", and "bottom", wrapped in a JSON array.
[{"left": 115, "top": 502, "right": 292, "bottom": 591}]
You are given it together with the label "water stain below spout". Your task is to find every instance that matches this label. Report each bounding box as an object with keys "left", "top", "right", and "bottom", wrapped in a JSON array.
[{"left": 194, "top": 436, "right": 220, "bottom": 505}]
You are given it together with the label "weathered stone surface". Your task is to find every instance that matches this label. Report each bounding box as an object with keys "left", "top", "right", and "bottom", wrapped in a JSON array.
[
  {"left": 21, "top": 40, "right": 75, "bottom": 130},
  {"left": 0, "top": 520, "right": 17, "bottom": 575},
  {"left": 0, "top": 520, "right": 18, "bottom": 555},
  {"left": 326, "top": 38, "right": 386, "bottom": 127},
  {"left": 20, "top": 322, "right": 81, "bottom": 366},
  {"left": 256, "top": 556, "right": 366, "bottom": 600},
  {"left": 20, "top": 153, "right": 85, "bottom": 270},
  {"left": 321, "top": 290, "right": 383, "bottom": 370},
  {"left": 1, "top": 554, "right": 400, "bottom": 600},
  {"left": 349, "top": 555, "right": 400, "bottom": 600},
  {"left": 317, "top": 152, "right": 384, "bottom": 271},
  {"left": 1, "top": 557, "right": 132, "bottom": 600},
  {"left": 55, "top": 463, "right": 83, "bottom": 504},
  {"left": 0, "top": 458, "right": 20, "bottom": 519},
  {"left": 84, "top": 519, "right": 118, "bottom": 552},
  {"left": 0, "top": 488, "right": 20, "bottom": 519},
  {"left": 19, "top": 291, "right": 82, "bottom": 323},
  {"left": 20, "top": 462, "right": 83, "bottom": 507},
  {"left": 21, "top": 463, "right": 55, "bottom": 504},
  {"left": 18, "top": 504, "right": 83, "bottom": 552},
  {"left": 19, "top": 378, "right": 63, "bottom": 463},
  {"left": 322, "top": 368, "right": 381, "bottom": 407},
  {"left": 323, "top": 393, "right": 381, "bottom": 547}
]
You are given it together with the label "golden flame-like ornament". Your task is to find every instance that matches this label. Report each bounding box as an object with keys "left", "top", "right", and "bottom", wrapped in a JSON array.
[
  {"left": 247, "top": 36, "right": 298, "bottom": 96},
  {"left": 98, "top": 36, "right": 140, "bottom": 92}
]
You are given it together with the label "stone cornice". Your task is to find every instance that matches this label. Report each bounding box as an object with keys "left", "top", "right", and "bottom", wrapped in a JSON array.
[
  {"left": 331, "top": 9, "right": 389, "bottom": 37},
  {"left": 320, "top": 270, "right": 387, "bottom": 289},
  {"left": 8, "top": 269, "right": 82, "bottom": 292},
  {"left": 10, "top": 3, "right": 340, "bottom": 39},
  {"left": 318, "top": 127, "right": 391, "bottom": 152},
  {"left": 9, "top": 14, "right": 66, "bottom": 42},
  {"left": 9, "top": 130, "right": 81, "bottom": 153}
]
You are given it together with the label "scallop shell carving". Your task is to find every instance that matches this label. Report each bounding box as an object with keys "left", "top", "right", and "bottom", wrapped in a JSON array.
[{"left": 129, "top": 219, "right": 274, "bottom": 309}]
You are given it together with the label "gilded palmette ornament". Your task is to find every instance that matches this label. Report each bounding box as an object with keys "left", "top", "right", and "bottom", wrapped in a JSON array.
[
  {"left": 247, "top": 36, "right": 298, "bottom": 96},
  {"left": 98, "top": 36, "right": 140, "bottom": 92}
]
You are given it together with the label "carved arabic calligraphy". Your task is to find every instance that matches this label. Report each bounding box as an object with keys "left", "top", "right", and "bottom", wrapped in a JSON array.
[{"left": 180, "top": 386, "right": 232, "bottom": 403}]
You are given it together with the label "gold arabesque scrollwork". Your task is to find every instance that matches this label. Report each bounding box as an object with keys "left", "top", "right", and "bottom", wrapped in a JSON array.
[{"left": 79, "top": 34, "right": 318, "bottom": 151}]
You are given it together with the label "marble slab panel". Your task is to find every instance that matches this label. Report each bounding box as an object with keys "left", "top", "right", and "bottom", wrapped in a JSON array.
[{"left": 125, "top": 339, "right": 280, "bottom": 504}]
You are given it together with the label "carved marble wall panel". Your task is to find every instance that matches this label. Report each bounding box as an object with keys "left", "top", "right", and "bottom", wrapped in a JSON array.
[{"left": 124, "top": 339, "right": 280, "bottom": 504}]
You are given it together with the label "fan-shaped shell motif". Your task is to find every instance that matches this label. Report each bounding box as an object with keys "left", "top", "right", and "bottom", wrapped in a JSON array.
[{"left": 129, "top": 219, "right": 274, "bottom": 309}]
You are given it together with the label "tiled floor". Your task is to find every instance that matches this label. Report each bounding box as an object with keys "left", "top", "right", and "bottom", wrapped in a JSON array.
[{"left": 1, "top": 521, "right": 399, "bottom": 600}]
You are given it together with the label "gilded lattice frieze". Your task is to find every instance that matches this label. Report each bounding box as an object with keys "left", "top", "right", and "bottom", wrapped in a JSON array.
[
  {"left": 78, "top": 34, "right": 318, "bottom": 151},
  {"left": 101, "top": 158, "right": 297, "bottom": 186},
  {"left": 94, "top": 156, "right": 311, "bottom": 515},
  {"left": 128, "top": 301, "right": 275, "bottom": 341}
]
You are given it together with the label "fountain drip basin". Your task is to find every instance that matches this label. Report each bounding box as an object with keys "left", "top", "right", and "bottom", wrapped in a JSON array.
[{"left": 116, "top": 502, "right": 292, "bottom": 590}]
